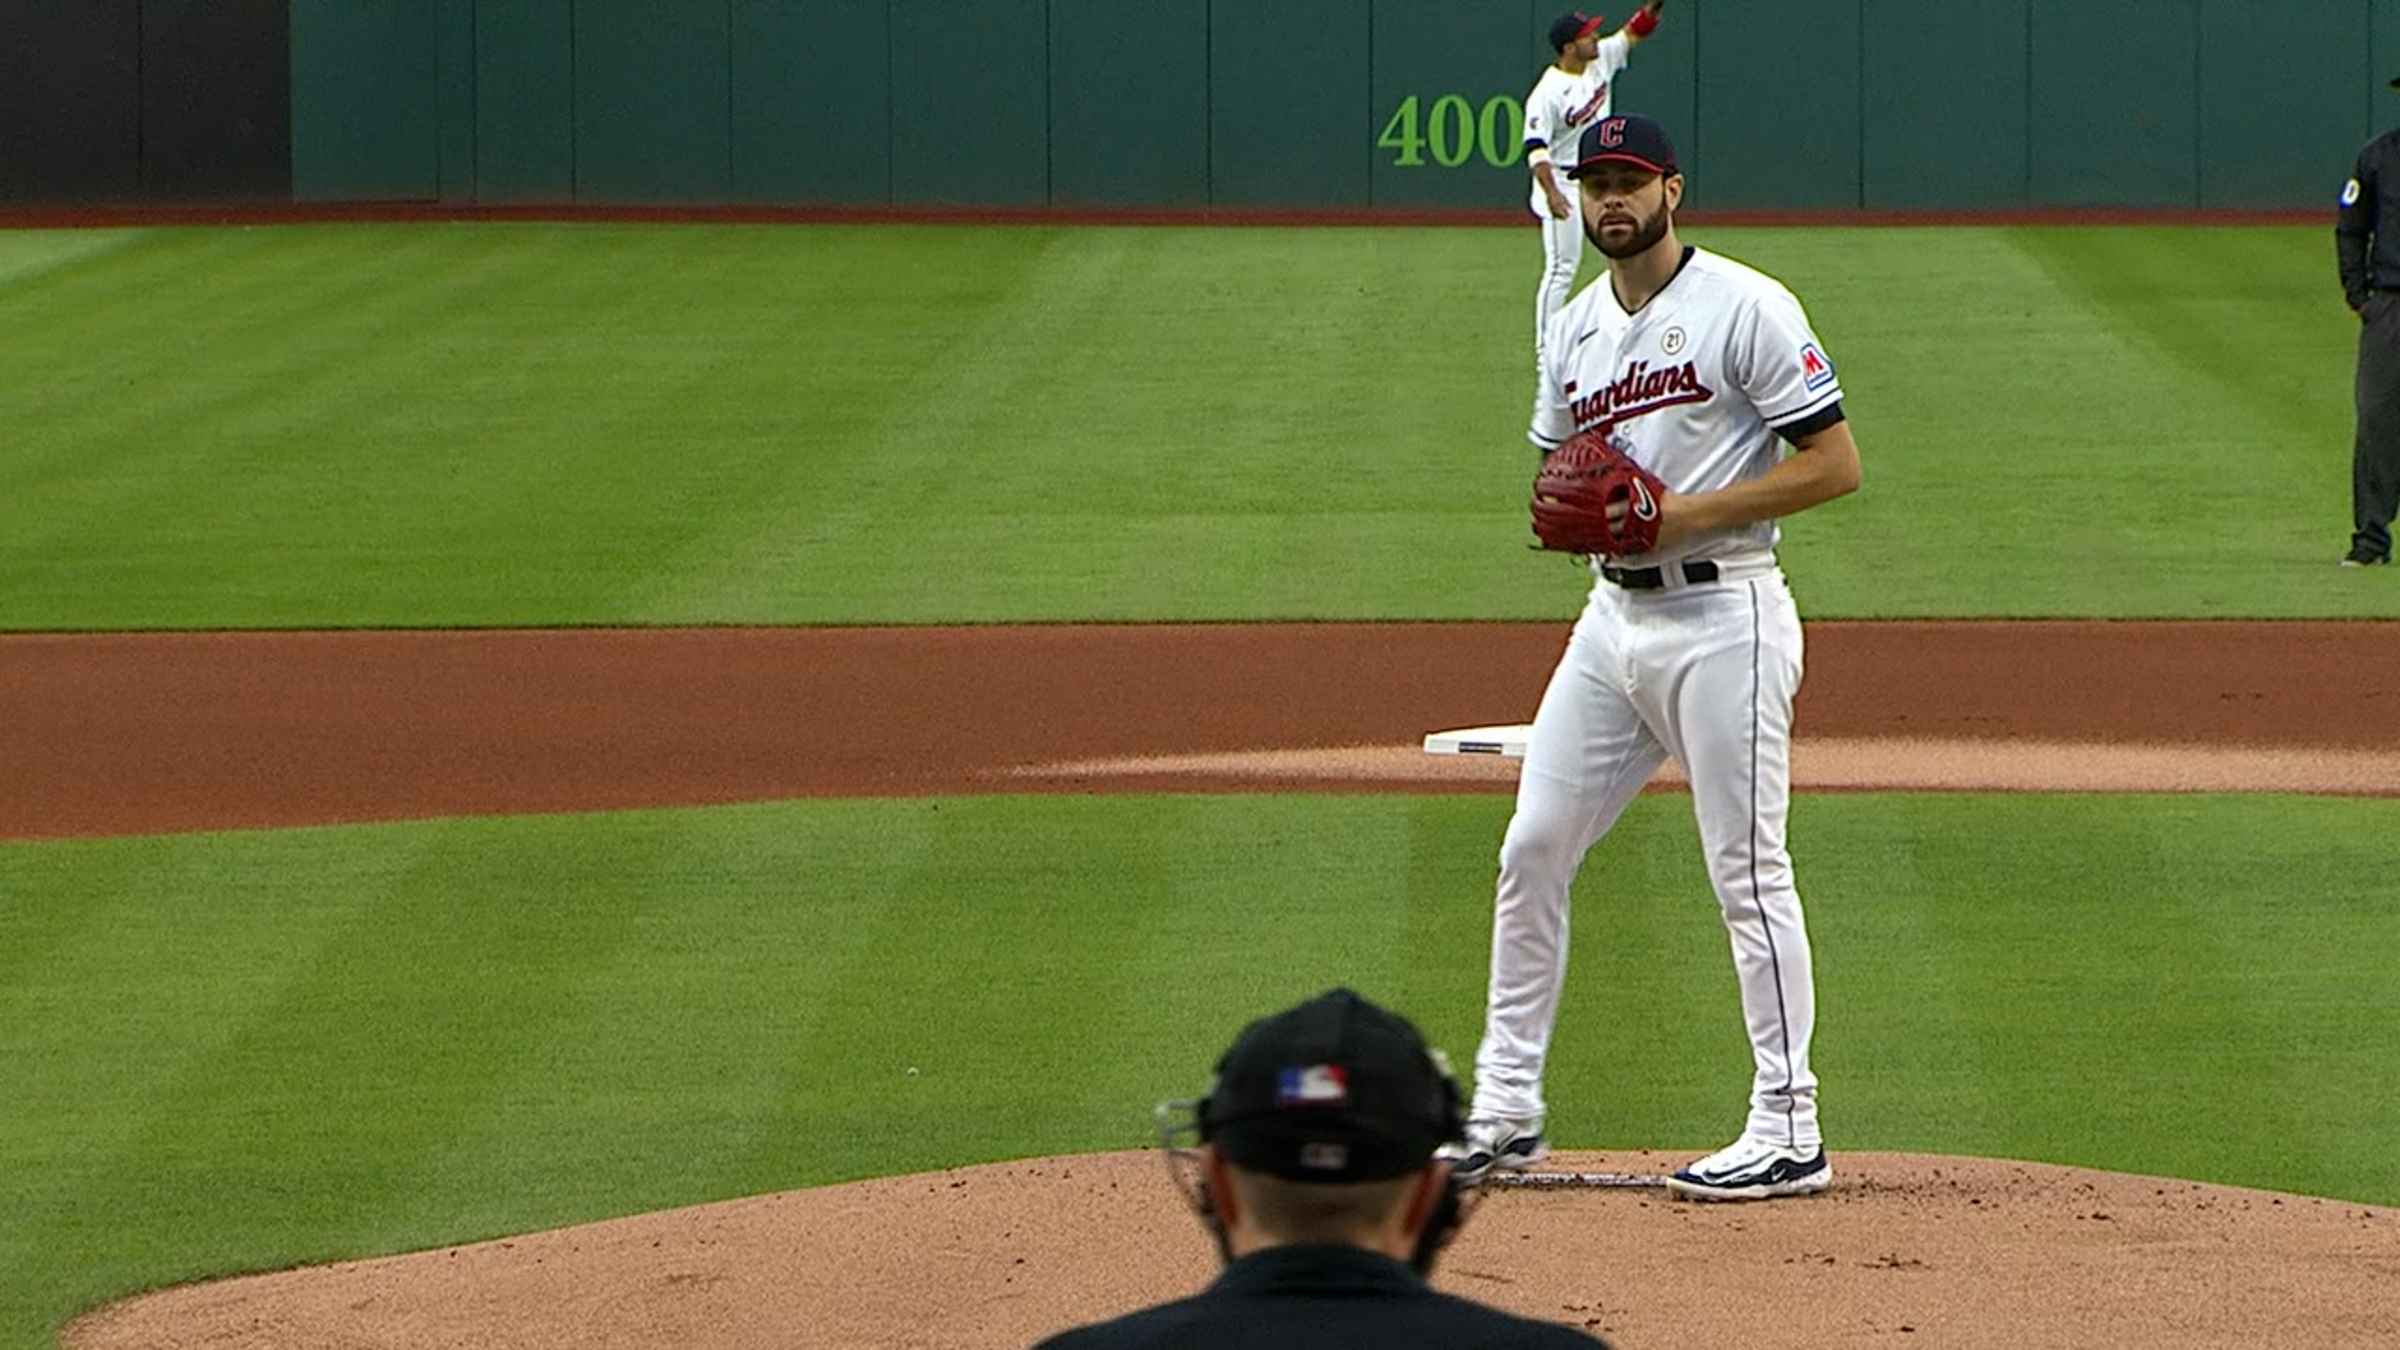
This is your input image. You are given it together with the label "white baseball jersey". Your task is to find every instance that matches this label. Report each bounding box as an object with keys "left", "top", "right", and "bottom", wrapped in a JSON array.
[
  {"left": 1522, "top": 36, "right": 1632, "bottom": 213},
  {"left": 1529, "top": 246, "right": 1845, "bottom": 568},
  {"left": 1472, "top": 242, "right": 1843, "bottom": 1157}
]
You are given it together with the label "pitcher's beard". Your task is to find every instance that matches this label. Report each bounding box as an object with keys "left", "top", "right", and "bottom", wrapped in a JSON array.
[{"left": 1588, "top": 207, "right": 1670, "bottom": 259}]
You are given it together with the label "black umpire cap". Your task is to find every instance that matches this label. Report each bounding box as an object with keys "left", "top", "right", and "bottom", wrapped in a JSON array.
[
  {"left": 1549, "top": 11, "right": 1606, "bottom": 52},
  {"left": 1201, "top": 989, "right": 1462, "bottom": 1184},
  {"left": 1568, "top": 113, "right": 1679, "bottom": 179}
]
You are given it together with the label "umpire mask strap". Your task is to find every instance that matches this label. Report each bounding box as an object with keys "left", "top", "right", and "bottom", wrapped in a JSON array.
[
  {"left": 1407, "top": 1167, "right": 1476, "bottom": 1276},
  {"left": 1154, "top": 1098, "right": 1235, "bottom": 1267}
]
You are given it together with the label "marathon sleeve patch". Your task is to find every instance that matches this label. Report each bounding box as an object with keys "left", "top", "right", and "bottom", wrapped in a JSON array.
[{"left": 1738, "top": 290, "right": 1845, "bottom": 425}]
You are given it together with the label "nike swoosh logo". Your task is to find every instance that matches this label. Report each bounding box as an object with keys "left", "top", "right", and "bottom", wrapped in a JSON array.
[
  {"left": 1698, "top": 1154, "right": 1822, "bottom": 1183},
  {"left": 1631, "top": 479, "right": 1658, "bottom": 521}
]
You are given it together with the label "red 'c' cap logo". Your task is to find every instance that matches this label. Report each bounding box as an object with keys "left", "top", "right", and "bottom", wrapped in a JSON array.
[{"left": 1598, "top": 118, "right": 1626, "bottom": 149}]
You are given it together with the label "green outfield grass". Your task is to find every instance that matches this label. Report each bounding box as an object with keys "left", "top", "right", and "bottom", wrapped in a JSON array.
[
  {"left": 0, "top": 221, "right": 2380, "bottom": 627},
  {"left": 3, "top": 792, "right": 2394, "bottom": 1348}
]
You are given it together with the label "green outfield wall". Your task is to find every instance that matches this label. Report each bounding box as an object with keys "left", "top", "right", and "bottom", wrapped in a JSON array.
[{"left": 9, "top": 0, "right": 2392, "bottom": 210}]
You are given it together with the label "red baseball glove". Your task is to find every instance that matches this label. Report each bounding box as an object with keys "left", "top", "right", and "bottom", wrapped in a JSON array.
[{"left": 1530, "top": 430, "right": 1669, "bottom": 556}]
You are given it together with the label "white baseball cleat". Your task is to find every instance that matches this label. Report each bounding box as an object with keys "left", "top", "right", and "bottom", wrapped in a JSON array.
[
  {"left": 1666, "top": 1136, "right": 1831, "bottom": 1202},
  {"left": 1438, "top": 1116, "right": 1548, "bottom": 1185}
]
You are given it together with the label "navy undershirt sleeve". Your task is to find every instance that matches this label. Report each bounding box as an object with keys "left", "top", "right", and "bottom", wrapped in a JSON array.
[{"left": 1775, "top": 401, "right": 1845, "bottom": 444}]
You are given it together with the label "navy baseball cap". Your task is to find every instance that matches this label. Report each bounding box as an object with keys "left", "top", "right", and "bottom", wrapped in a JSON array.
[
  {"left": 1549, "top": 11, "right": 1606, "bottom": 51},
  {"left": 1568, "top": 113, "right": 1679, "bottom": 178},
  {"left": 1202, "top": 989, "right": 1462, "bottom": 1183}
]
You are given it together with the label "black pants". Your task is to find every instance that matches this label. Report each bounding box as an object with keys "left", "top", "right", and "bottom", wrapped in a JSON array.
[{"left": 2354, "top": 293, "right": 2400, "bottom": 559}]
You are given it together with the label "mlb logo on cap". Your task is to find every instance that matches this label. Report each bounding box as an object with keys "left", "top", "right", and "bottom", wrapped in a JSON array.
[{"left": 1276, "top": 1063, "right": 1349, "bottom": 1106}]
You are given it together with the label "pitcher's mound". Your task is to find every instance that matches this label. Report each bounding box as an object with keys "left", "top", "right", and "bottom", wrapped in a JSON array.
[{"left": 65, "top": 1151, "right": 2399, "bottom": 1349}]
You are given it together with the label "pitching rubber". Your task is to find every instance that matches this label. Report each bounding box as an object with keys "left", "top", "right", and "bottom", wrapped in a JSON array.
[
  {"left": 1479, "top": 1169, "right": 1667, "bottom": 1190},
  {"left": 1421, "top": 724, "right": 1533, "bottom": 758}
]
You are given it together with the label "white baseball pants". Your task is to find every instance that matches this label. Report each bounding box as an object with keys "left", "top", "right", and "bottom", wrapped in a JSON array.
[
  {"left": 1532, "top": 189, "right": 1584, "bottom": 408},
  {"left": 1471, "top": 569, "right": 1821, "bottom": 1151}
]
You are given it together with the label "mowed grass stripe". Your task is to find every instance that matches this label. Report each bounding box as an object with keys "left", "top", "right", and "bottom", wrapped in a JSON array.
[
  {"left": 1, "top": 823, "right": 724, "bottom": 1308},
  {"left": 0, "top": 225, "right": 955, "bottom": 627},
  {"left": 1785, "top": 799, "right": 1994, "bottom": 1147},
  {"left": 0, "top": 229, "right": 143, "bottom": 292},
  {"left": 723, "top": 797, "right": 1448, "bottom": 1181},
  {"left": 2010, "top": 226, "right": 2354, "bottom": 440},
  {"left": 638, "top": 226, "right": 1544, "bottom": 623},
  {"left": 358, "top": 811, "right": 826, "bottom": 1239},
  {"left": 4, "top": 221, "right": 2378, "bottom": 626},
  {"left": 2004, "top": 226, "right": 2359, "bottom": 597},
  {"left": 0, "top": 828, "right": 461, "bottom": 1321},
  {"left": 1795, "top": 794, "right": 2398, "bottom": 1198},
  {"left": 1703, "top": 225, "right": 2363, "bottom": 616}
]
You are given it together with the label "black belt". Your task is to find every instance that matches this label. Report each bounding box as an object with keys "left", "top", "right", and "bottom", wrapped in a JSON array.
[{"left": 1601, "top": 559, "right": 1719, "bottom": 590}]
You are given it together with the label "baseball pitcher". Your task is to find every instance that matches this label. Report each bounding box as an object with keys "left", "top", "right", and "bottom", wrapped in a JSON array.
[{"left": 1448, "top": 114, "right": 1862, "bottom": 1203}]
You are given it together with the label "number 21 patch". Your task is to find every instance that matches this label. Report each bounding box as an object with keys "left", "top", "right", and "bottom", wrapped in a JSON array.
[{"left": 1800, "top": 343, "right": 1836, "bottom": 392}]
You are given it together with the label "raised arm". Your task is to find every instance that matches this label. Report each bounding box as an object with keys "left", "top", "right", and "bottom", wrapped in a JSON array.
[{"left": 1618, "top": 0, "right": 1665, "bottom": 47}]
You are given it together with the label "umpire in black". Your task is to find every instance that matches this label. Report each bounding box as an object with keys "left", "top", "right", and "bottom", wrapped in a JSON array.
[
  {"left": 1034, "top": 988, "right": 1607, "bottom": 1349},
  {"left": 2338, "top": 76, "right": 2400, "bottom": 567}
]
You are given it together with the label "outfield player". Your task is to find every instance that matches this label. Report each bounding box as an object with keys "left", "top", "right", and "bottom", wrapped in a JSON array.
[
  {"left": 1447, "top": 114, "right": 1863, "bottom": 1202},
  {"left": 1523, "top": 5, "right": 1665, "bottom": 418}
]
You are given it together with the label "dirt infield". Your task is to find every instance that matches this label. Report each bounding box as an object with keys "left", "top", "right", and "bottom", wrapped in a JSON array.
[
  {"left": 19, "top": 619, "right": 2400, "bottom": 1349},
  {"left": 3, "top": 620, "right": 2392, "bottom": 840}
]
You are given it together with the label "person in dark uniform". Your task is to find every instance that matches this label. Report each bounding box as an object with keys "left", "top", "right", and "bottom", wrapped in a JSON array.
[
  {"left": 1034, "top": 988, "right": 1607, "bottom": 1349},
  {"left": 2337, "top": 76, "right": 2400, "bottom": 567}
]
